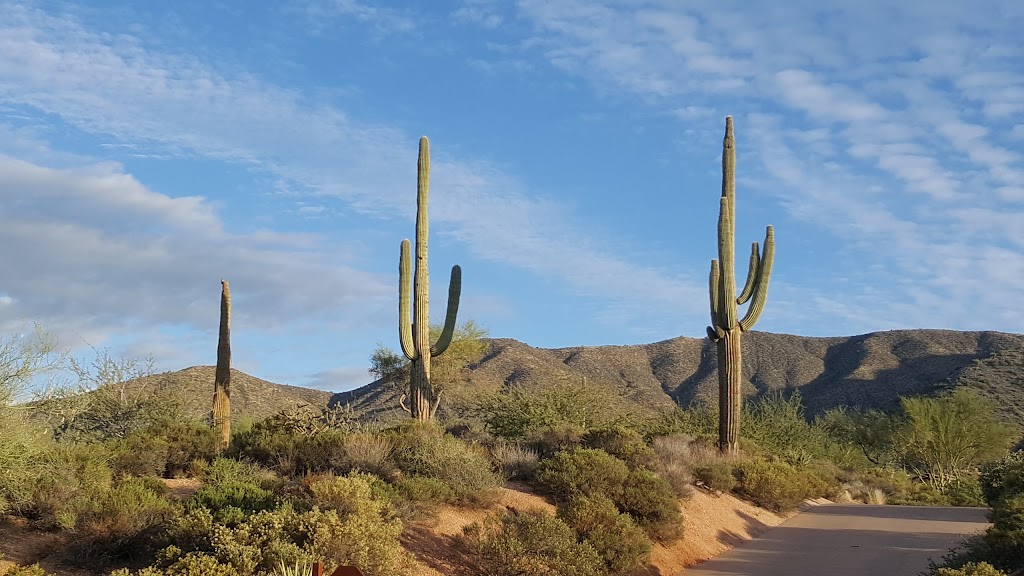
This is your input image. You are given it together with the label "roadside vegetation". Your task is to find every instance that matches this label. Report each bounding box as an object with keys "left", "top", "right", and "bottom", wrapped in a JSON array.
[{"left": 1, "top": 325, "right": 1021, "bottom": 576}]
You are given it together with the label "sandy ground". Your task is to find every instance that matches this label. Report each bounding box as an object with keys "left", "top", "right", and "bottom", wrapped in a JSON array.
[{"left": 400, "top": 483, "right": 794, "bottom": 576}]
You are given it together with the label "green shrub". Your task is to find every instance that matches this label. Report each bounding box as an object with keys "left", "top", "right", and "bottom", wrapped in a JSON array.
[
  {"left": 389, "top": 424, "right": 501, "bottom": 505},
  {"left": 734, "top": 458, "right": 813, "bottom": 513},
  {"left": 307, "top": 473, "right": 393, "bottom": 519},
  {"left": 188, "top": 481, "right": 276, "bottom": 526},
  {"left": 0, "top": 564, "right": 56, "bottom": 576},
  {"left": 27, "top": 442, "right": 114, "bottom": 528},
  {"left": 693, "top": 461, "right": 737, "bottom": 493},
  {"left": 986, "top": 493, "right": 1024, "bottom": 569},
  {"left": 944, "top": 475, "right": 987, "bottom": 507},
  {"left": 68, "top": 477, "right": 174, "bottom": 563},
  {"left": 390, "top": 476, "right": 455, "bottom": 509},
  {"left": 558, "top": 494, "right": 651, "bottom": 575},
  {"left": 534, "top": 448, "right": 630, "bottom": 500},
  {"left": 231, "top": 425, "right": 343, "bottom": 478},
  {"left": 153, "top": 502, "right": 413, "bottom": 576},
  {"left": 935, "top": 562, "right": 1008, "bottom": 576},
  {"left": 109, "top": 433, "right": 171, "bottom": 477},
  {"left": 981, "top": 451, "right": 1024, "bottom": 506},
  {"left": 583, "top": 427, "right": 657, "bottom": 470},
  {"left": 201, "top": 458, "right": 277, "bottom": 489},
  {"left": 459, "top": 509, "right": 605, "bottom": 576},
  {"left": 615, "top": 469, "right": 683, "bottom": 543}
]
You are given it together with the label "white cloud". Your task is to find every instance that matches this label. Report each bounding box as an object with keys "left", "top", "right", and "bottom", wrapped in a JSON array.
[
  {"left": 512, "top": 0, "right": 1024, "bottom": 332},
  {"left": 0, "top": 155, "right": 391, "bottom": 349},
  {"left": 0, "top": 2, "right": 707, "bottom": 355}
]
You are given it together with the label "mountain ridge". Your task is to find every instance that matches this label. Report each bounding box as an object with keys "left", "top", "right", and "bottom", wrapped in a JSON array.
[{"left": 147, "top": 328, "right": 1024, "bottom": 428}]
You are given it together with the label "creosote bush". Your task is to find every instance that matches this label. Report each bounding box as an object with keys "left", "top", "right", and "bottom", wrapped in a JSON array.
[
  {"left": 534, "top": 448, "right": 630, "bottom": 500},
  {"left": 388, "top": 423, "right": 501, "bottom": 505},
  {"left": 67, "top": 477, "right": 175, "bottom": 564},
  {"left": 459, "top": 509, "right": 605, "bottom": 576},
  {"left": 558, "top": 494, "right": 651, "bottom": 575}
]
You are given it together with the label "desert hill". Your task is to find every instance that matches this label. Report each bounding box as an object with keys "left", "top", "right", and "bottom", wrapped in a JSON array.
[
  {"left": 140, "top": 329, "right": 1024, "bottom": 428},
  {"left": 333, "top": 329, "right": 1024, "bottom": 426},
  {"left": 128, "top": 366, "right": 333, "bottom": 421}
]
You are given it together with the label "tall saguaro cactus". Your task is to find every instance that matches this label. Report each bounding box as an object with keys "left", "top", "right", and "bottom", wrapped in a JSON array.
[
  {"left": 212, "top": 279, "right": 231, "bottom": 451},
  {"left": 398, "top": 136, "right": 462, "bottom": 421},
  {"left": 707, "top": 117, "right": 775, "bottom": 455}
]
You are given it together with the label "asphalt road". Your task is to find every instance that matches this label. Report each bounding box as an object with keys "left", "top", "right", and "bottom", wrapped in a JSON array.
[{"left": 684, "top": 504, "right": 990, "bottom": 576}]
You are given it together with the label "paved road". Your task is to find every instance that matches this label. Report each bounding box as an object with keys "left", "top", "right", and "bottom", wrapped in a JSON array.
[{"left": 685, "top": 504, "right": 990, "bottom": 576}]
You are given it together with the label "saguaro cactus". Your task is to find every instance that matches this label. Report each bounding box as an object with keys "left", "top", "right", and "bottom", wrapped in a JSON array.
[
  {"left": 707, "top": 117, "right": 775, "bottom": 455},
  {"left": 212, "top": 279, "right": 231, "bottom": 450},
  {"left": 398, "top": 136, "right": 462, "bottom": 421}
]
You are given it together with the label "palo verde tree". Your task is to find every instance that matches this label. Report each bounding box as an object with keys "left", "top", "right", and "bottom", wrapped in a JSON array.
[
  {"left": 398, "top": 136, "right": 462, "bottom": 421},
  {"left": 706, "top": 116, "right": 775, "bottom": 455},
  {"left": 212, "top": 279, "right": 231, "bottom": 450}
]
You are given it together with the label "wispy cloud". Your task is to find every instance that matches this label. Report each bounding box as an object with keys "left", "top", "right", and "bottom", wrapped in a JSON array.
[
  {"left": 0, "top": 2, "right": 704, "bottom": 359},
  {"left": 293, "top": 0, "right": 417, "bottom": 36},
  {"left": 510, "top": 0, "right": 1024, "bottom": 332}
]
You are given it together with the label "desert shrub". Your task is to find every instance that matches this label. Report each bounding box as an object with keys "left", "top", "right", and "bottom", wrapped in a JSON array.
[
  {"left": 391, "top": 475, "right": 455, "bottom": 504},
  {"left": 935, "top": 563, "right": 1008, "bottom": 576},
  {"left": 693, "top": 461, "right": 738, "bottom": 493},
  {"left": 583, "top": 426, "right": 657, "bottom": 470},
  {"left": 652, "top": 434, "right": 703, "bottom": 499},
  {"left": 558, "top": 494, "right": 651, "bottom": 575},
  {"left": 389, "top": 423, "right": 501, "bottom": 505},
  {"left": 188, "top": 481, "right": 276, "bottom": 526},
  {"left": 109, "top": 433, "right": 170, "bottom": 477},
  {"left": 27, "top": 442, "right": 113, "bottom": 528},
  {"left": 985, "top": 493, "right": 1024, "bottom": 570},
  {"left": 525, "top": 422, "right": 586, "bottom": 458},
  {"left": 201, "top": 458, "right": 277, "bottom": 490},
  {"left": 332, "top": 433, "right": 396, "bottom": 479},
  {"left": 743, "top": 391, "right": 848, "bottom": 465},
  {"left": 534, "top": 448, "right": 630, "bottom": 500},
  {"left": 307, "top": 473, "right": 393, "bottom": 519},
  {"left": 615, "top": 469, "right": 683, "bottom": 543},
  {"left": 981, "top": 451, "right": 1024, "bottom": 506},
  {"left": 68, "top": 477, "right": 174, "bottom": 563},
  {"left": 459, "top": 509, "right": 605, "bottom": 576},
  {"left": 154, "top": 501, "right": 413, "bottom": 576},
  {"left": 0, "top": 565, "right": 56, "bottom": 576},
  {"left": 734, "top": 458, "right": 815, "bottom": 513},
  {"left": 489, "top": 442, "right": 540, "bottom": 480},
  {"left": 107, "top": 419, "right": 220, "bottom": 479},
  {"left": 231, "top": 424, "right": 345, "bottom": 477},
  {"left": 944, "top": 475, "right": 987, "bottom": 507}
]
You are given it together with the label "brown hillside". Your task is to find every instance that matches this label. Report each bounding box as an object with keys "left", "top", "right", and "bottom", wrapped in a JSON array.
[
  {"left": 133, "top": 366, "right": 333, "bottom": 421},
  {"left": 335, "top": 329, "right": 1024, "bottom": 426}
]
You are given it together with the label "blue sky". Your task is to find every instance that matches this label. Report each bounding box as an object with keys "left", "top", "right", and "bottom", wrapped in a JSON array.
[{"left": 0, "top": 0, "right": 1022, "bottom": 392}]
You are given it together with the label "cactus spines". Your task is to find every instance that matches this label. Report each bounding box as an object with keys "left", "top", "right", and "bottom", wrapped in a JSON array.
[
  {"left": 707, "top": 116, "right": 775, "bottom": 455},
  {"left": 212, "top": 279, "right": 231, "bottom": 451},
  {"left": 398, "top": 136, "right": 462, "bottom": 421}
]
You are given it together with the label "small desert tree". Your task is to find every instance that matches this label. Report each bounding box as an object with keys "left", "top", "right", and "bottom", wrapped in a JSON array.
[{"left": 898, "top": 388, "right": 1014, "bottom": 490}]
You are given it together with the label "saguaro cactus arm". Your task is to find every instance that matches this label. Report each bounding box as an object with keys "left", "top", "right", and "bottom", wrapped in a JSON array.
[
  {"left": 430, "top": 264, "right": 462, "bottom": 356},
  {"left": 738, "top": 226, "right": 775, "bottom": 331},
  {"left": 736, "top": 242, "right": 760, "bottom": 305},
  {"left": 399, "top": 239, "right": 416, "bottom": 361}
]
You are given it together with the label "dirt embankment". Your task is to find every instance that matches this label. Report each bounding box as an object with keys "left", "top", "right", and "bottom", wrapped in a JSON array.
[
  {"left": 0, "top": 481, "right": 793, "bottom": 576},
  {"left": 401, "top": 482, "right": 790, "bottom": 576}
]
